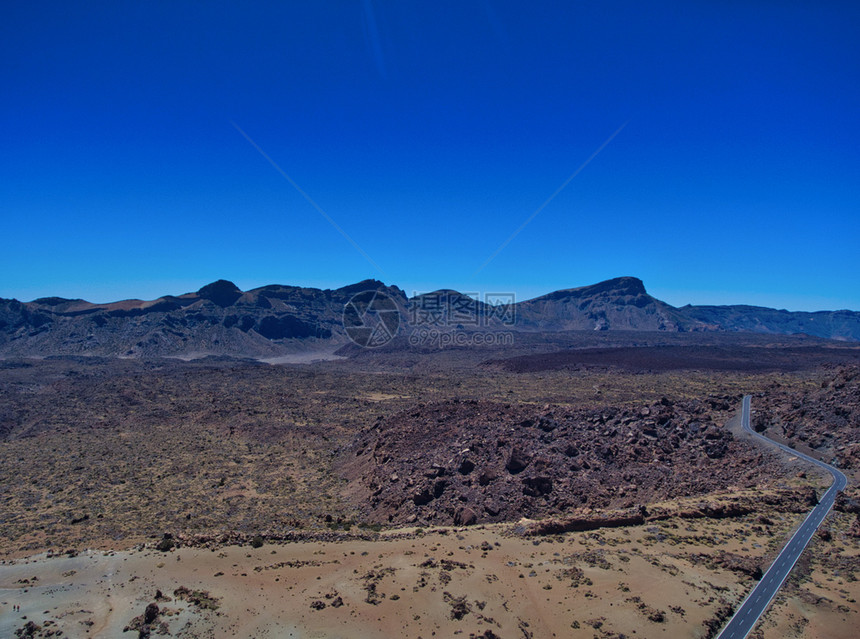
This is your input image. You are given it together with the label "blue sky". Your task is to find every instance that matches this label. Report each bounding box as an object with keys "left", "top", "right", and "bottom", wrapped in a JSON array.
[{"left": 2, "top": 1, "right": 858, "bottom": 311}]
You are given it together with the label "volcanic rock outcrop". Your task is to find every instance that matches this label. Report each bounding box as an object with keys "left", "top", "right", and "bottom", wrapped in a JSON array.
[
  {"left": 341, "top": 395, "right": 783, "bottom": 526},
  {"left": 753, "top": 365, "right": 860, "bottom": 469}
]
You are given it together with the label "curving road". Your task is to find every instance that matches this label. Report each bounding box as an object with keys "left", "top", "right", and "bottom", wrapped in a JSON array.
[{"left": 716, "top": 395, "right": 848, "bottom": 639}]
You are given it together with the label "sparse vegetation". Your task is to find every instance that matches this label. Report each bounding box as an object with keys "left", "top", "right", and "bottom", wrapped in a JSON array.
[{"left": 0, "top": 349, "right": 855, "bottom": 638}]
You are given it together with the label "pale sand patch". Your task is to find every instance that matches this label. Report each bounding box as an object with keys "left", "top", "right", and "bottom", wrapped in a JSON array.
[
  {"left": 364, "top": 392, "right": 411, "bottom": 401},
  {"left": 261, "top": 352, "right": 347, "bottom": 365},
  {"left": 0, "top": 512, "right": 816, "bottom": 639}
]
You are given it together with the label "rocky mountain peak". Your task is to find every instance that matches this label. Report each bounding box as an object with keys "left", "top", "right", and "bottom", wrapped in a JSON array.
[
  {"left": 589, "top": 276, "right": 647, "bottom": 297},
  {"left": 529, "top": 276, "right": 649, "bottom": 305},
  {"left": 197, "top": 280, "right": 243, "bottom": 307}
]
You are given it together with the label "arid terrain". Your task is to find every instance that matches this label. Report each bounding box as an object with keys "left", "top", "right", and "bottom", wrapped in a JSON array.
[
  {"left": 4, "top": 277, "right": 860, "bottom": 360},
  {"left": 1, "top": 333, "right": 858, "bottom": 637},
  {"left": 5, "top": 0, "right": 859, "bottom": 628}
]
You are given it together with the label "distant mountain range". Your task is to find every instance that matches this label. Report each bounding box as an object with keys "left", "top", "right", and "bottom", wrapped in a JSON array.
[{"left": 0, "top": 276, "right": 857, "bottom": 358}]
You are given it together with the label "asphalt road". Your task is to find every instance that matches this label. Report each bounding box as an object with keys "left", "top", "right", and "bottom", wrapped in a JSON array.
[{"left": 716, "top": 395, "right": 848, "bottom": 639}]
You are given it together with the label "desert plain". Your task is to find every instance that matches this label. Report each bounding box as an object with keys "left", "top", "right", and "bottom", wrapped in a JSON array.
[{"left": 1, "top": 334, "right": 858, "bottom": 638}]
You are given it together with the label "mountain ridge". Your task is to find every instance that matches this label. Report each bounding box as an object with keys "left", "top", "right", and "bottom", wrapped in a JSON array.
[{"left": 1, "top": 276, "right": 858, "bottom": 357}]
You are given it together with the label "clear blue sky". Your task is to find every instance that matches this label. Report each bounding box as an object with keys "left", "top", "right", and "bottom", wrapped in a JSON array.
[{"left": 2, "top": 1, "right": 858, "bottom": 311}]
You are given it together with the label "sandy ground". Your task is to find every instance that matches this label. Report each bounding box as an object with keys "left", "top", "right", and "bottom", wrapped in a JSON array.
[
  {"left": 752, "top": 509, "right": 860, "bottom": 639},
  {"left": 4, "top": 503, "right": 850, "bottom": 639},
  {"left": 259, "top": 352, "right": 347, "bottom": 365},
  {"left": 166, "top": 347, "right": 348, "bottom": 364}
]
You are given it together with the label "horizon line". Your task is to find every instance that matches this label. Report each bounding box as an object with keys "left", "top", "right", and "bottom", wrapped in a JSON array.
[{"left": 3, "top": 276, "right": 858, "bottom": 314}]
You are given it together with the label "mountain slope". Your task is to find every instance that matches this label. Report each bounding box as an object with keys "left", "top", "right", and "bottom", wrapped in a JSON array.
[
  {"left": 680, "top": 304, "right": 860, "bottom": 341},
  {"left": 0, "top": 279, "right": 407, "bottom": 358},
  {"left": 1, "top": 277, "right": 858, "bottom": 358},
  {"left": 514, "top": 276, "right": 693, "bottom": 332}
]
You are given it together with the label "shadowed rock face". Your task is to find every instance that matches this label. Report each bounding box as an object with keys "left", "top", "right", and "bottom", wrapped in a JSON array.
[
  {"left": 197, "top": 280, "right": 242, "bottom": 307},
  {"left": 1, "top": 277, "right": 858, "bottom": 358},
  {"left": 256, "top": 315, "right": 326, "bottom": 340}
]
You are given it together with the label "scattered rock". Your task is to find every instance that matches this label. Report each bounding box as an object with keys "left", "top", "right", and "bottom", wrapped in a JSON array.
[
  {"left": 506, "top": 448, "right": 531, "bottom": 474},
  {"left": 454, "top": 507, "right": 478, "bottom": 526},
  {"left": 155, "top": 534, "right": 175, "bottom": 552},
  {"left": 344, "top": 396, "right": 787, "bottom": 527},
  {"left": 443, "top": 591, "right": 471, "bottom": 620}
]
